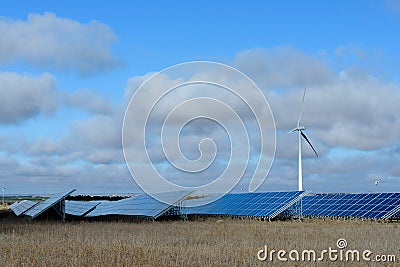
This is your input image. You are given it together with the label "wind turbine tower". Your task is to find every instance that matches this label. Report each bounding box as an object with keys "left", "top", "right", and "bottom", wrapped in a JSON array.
[{"left": 290, "top": 89, "right": 318, "bottom": 191}]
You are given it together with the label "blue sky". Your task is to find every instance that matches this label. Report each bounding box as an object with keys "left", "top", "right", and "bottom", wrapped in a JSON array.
[{"left": 1, "top": 1, "right": 400, "bottom": 194}]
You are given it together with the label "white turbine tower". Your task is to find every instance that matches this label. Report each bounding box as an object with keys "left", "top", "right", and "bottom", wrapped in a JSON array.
[{"left": 290, "top": 89, "right": 318, "bottom": 191}]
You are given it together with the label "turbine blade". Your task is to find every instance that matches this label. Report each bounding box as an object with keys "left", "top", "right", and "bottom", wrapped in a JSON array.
[
  {"left": 301, "top": 131, "right": 318, "bottom": 157},
  {"left": 289, "top": 127, "right": 298, "bottom": 133},
  {"left": 297, "top": 88, "right": 306, "bottom": 127}
]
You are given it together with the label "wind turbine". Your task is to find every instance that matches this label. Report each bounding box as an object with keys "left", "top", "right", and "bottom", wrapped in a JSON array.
[{"left": 290, "top": 89, "right": 318, "bottom": 191}]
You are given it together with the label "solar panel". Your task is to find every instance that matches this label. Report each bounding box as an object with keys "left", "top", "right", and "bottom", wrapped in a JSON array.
[
  {"left": 184, "top": 191, "right": 305, "bottom": 219},
  {"left": 8, "top": 201, "right": 21, "bottom": 210},
  {"left": 301, "top": 193, "right": 400, "bottom": 219},
  {"left": 9, "top": 200, "right": 38, "bottom": 216},
  {"left": 183, "top": 195, "right": 220, "bottom": 207},
  {"left": 24, "top": 189, "right": 76, "bottom": 219},
  {"left": 85, "top": 190, "right": 191, "bottom": 219},
  {"left": 65, "top": 200, "right": 101, "bottom": 217}
]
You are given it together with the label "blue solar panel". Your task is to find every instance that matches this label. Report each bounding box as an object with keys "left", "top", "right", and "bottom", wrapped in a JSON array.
[
  {"left": 301, "top": 193, "right": 400, "bottom": 219},
  {"left": 24, "top": 189, "right": 76, "bottom": 219},
  {"left": 9, "top": 200, "right": 38, "bottom": 216},
  {"left": 184, "top": 191, "right": 305, "bottom": 219},
  {"left": 183, "top": 195, "right": 220, "bottom": 207},
  {"left": 85, "top": 190, "right": 191, "bottom": 219},
  {"left": 65, "top": 200, "right": 101, "bottom": 217},
  {"left": 8, "top": 201, "right": 21, "bottom": 210}
]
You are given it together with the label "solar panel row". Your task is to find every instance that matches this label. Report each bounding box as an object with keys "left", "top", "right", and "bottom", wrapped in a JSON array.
[
  {"left": 8, "top": 190, "right": 400, "bottom": 221},
  {"left": 301, "top": 193, "right": 400, "bottom": 219},
  {"left": 85, "top": 190, "right": 192, "bottom": 219},
  {"left": 24, "top": 189, "right": 76, "bottom": 219},
  {"left": 184, "top": 191, "right": 305, "bottom": 219}
]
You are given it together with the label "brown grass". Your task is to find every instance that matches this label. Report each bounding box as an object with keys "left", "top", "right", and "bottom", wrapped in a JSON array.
[{"left": 0, "top": 215, "right": 399, "bottom": 266}]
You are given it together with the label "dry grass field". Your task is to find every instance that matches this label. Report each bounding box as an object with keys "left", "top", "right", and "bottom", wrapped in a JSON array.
[{"left": 0, "top": 212, "right": 399, "bottom": 266}]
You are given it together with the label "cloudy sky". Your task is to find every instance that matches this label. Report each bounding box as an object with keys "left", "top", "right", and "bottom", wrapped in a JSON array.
[{"left": 1, "top": 1, "right": 400, "bottom": 194}]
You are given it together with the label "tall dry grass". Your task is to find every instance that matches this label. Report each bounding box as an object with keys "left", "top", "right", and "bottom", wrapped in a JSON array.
[{"left": 0, "top": 215, "right": 399, "bottom": 266}]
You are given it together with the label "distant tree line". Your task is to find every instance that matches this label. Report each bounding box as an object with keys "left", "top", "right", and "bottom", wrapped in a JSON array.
[{"left": 66, "top": 195, "right": 127, "bottom": 201}]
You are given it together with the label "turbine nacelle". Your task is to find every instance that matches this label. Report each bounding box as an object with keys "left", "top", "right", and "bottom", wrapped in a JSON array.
[{"left": 290, "top": 126, "right": 307, "bottom": 132}]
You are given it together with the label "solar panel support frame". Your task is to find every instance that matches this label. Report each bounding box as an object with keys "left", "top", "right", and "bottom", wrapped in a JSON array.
[
  {"left": 164, "top": 200, "right": 188, "bottom": 221},
  {"left": 24, "top": 189, "right": 76, "bottom": 221},
  {"left": 269, "top": 191, "right": 308, "bottom": 220},
  {"left": 151, "top": 191, "right": 192, "bottom": 219},
  {"left": 50, "top": 200, "right": 66, "bottom": 222}
]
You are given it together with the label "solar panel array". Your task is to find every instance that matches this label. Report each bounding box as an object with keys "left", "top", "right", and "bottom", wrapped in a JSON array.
[
  {"left": 85, "top": 190, "right": 191, "bottom": 219},
  {"left": 8, "top": 189, "right": 400, "bottom": 221},
  {"left": 24, "top": 189, "right": 76, "bottom": 219},
  {"left": 65, "top": 200, "right": 102, "bottom": 217},
  {"left": 9, "top": 200, "right": 38, "bottom": 216},
  {"left": 301, "top": 193, "right": 400, "bottom": 219},
  {"left": 184, "top": 191, "right": 305, "bottom": 219}
]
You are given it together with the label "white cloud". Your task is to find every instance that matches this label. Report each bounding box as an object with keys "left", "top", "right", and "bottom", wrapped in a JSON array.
[
  {"left": 268, "top": 72, "right": 400, "bottom": 151},
  {"left": 220, "top": 47, "right": 400, "bottom": 153},
  {"left": 2, "top": 47, "right": 400, "bottom": 193},
  {"left": 86, "top": 149, "right": 124, "bottom": 164},
  {"left": 0, "top": 71, "right": 116, "bottom": 125},
  {"left": 231, "top": 47, "right": 334, "bottom": 89},
  {"left": 120, "top": 51, "right": 400, "bottom": 192},
  {"left": 65, "top": 89, "right": 113, "bottom": 115},
  {"left": 0, "top": 13, "right": 119, "bottom": 74},
  {"left": 0, "top": 72, "right": 57, "bottom": 123},
  {"left": 68, "top": 106, "right": 124, "bottom": 150},
  {"left": 125, "top": 72, "right": 156, "bottom": 102},
  {"left": 28, "top": 137, "right": 68, "bottom": 155}
]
